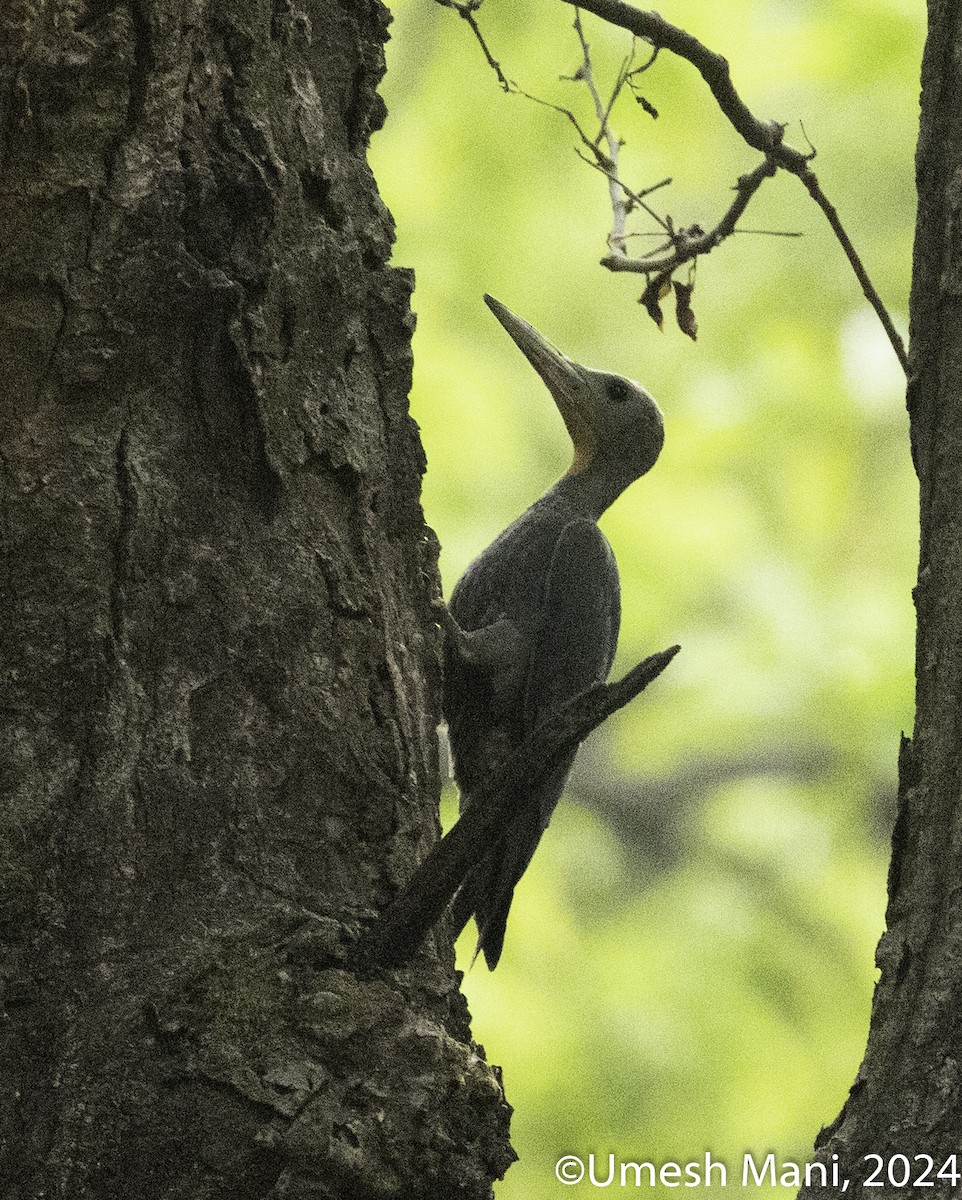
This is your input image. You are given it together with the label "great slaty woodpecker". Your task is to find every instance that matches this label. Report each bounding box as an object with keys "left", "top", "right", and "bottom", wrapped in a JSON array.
[{"left": 441, "top": 295, "right": 665, "bottom": 969}]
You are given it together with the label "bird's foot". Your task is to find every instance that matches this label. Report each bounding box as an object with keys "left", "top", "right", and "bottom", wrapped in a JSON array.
[{"left": 432, "top": 601, "right": 519, "bottom": 675}]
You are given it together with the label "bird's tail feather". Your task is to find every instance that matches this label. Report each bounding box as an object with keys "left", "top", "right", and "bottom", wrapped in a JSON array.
[{"left": 452, "top": 799, "right": 545, "bottom": 970}]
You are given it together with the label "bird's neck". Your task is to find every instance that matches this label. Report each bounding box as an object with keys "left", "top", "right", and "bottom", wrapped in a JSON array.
[{"left": 549, "top": 457, "right": 628, "bottom": 520}]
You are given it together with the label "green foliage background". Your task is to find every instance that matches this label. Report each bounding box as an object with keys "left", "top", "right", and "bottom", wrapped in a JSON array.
[{"left": 371, "top": 1, "right": 922, "bottom": 1193}]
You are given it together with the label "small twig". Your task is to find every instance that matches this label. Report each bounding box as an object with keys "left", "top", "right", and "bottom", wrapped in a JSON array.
[
  {"left": 732, "top": 228, "right": 803, "bottom": 237},
  {"left": 632, "top": 175, "right": 672, "bottom": 199},
  {"left": 572, "top": 8, "right": 630, "bottom": 254},
  {"left": 435, "top": 0, "right": 602, "bottom": 161},
  {"left": 356, "top": 645, "right": 681, "bottom": 968},
  {"left": 597, "top": 42, "right": 637, "bottom": 144},
  {"left": 575, "top": 147, "right": 670, "bottom": 230},
  {"left": 524, "top": 90, "right": 617, "bottom": 171},
  {"left": 561, "top": 0, "right": 801, "bottom": 164},
  {"left": 436, "top": 0, "right": 513, "bottom": 91},
  {"left": 796, "top": 167, "right": 910, "bottom": 374},
  {"left": 434, "top": 0, "right": 674, "bottom": 248},
  {"left": 433, "top": 0, "right": 680, "bottom": 262},
  {"left": 434, "top": 0, "right": 904, "bottom": 365},
  {"left": 601, "top": 156, "right": 778, "bottom": 276}
]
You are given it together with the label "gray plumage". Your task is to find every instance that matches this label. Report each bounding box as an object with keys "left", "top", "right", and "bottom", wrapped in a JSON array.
[{"left": 441, "top": 296, "right": 664, "bottom": 968}]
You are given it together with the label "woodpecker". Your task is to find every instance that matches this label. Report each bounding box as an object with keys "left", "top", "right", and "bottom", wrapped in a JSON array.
[{"left": 442, "top": 294, "right": 665, "bottom": 968}]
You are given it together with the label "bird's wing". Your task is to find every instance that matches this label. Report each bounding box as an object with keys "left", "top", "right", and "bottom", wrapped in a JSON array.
[
  {"left": 452, "top": 520, "right": 619, "bottom": 968},
  {"left": 522, "top": 517, "right": 621, "bottom": 736}
]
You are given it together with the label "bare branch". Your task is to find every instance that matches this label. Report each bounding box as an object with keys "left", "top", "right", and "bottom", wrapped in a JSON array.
[
  {"left": 521, "top": 89, "right": 627, "bottom": 188},
  {"left": 732, "top": 228, "right": 803, "bottom": 238},
  {"left": 571, "top": 8, "right": 630, "bottom": 254},
  {"left": 435, "top": 0, "right": 513, "bottom": 91},
  {"left": 434, "top": 0, "right": 674, "bottom": 245},
  {"left": 598, "top": 42, "right": 639, "bottom": 144},
  {"left": 560, "top": 0, "right": 908, "bottom": 373},
  {"left": 433, "top": 0, "right": 906, "bottom": 370},
  {"left": 796, "top": 167, "right": 910, "bottom": 374},
  {"left": 601, "top": 156, "right": 777, "bottom": 277},
  {"left": 574, "top": 147, "right": 670, "bottom": 230},
  {"left": 561, "top": 0, "right": 804, "bottom": 166}
]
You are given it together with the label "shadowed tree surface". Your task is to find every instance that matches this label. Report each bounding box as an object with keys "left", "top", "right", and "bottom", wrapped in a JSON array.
[{"left": 0, "top": 0, "right": 512, "bottom": 1195}]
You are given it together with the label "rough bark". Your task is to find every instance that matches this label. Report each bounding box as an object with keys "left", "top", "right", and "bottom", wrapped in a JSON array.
[
  {"left": 798, "top": 2, "right": 962, "bottom": 1194},
  {"left": 0, "top": 1, "right": 512, "bottom": 1196}
]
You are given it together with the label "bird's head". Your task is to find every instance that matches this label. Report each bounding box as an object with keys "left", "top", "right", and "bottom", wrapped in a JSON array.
[{"left": 484, "top": 294, "right": 664, "bottom": 492}]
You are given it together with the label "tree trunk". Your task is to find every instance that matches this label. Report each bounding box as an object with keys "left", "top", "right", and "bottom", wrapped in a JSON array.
[
  {"left": 799, "top": 3, "right": 962, "bottom": 1194},
  {"left": 0, "top": 1, "right": 512, "bottom": 1196}
]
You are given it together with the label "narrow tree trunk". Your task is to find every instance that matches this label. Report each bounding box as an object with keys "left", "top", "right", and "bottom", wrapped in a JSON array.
[
  {"left": 0, "top": 1, "right": 512, "bottom": 1195},
  {"left": 799, "top": 4, "right": 962, "bottom": 1194}
]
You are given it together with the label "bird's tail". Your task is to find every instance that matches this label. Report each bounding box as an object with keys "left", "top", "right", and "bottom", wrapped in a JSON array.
[
  {"left": 450, "top": 772, "right": 565, "bottom": 969},
  {"left": 450, "top": 823, "right": 537, "bottom": 969}
]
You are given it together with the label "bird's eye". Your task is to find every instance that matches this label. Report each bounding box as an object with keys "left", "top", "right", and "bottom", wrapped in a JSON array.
[{"left": 608, "top": 378, "right": 630, "bottom": 404}]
